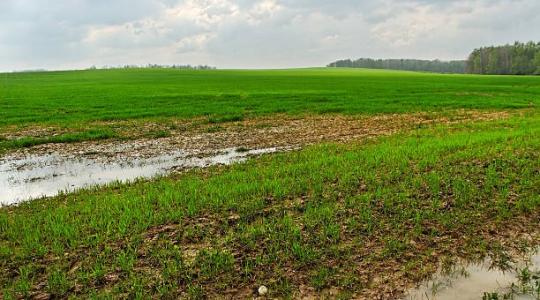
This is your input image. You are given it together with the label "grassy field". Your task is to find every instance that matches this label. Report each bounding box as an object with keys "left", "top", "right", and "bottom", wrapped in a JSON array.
[
  {"left": 1, "top": 68, "right": 539, "bottom": 152},
  {"left": 1, "top": 68, "right": 540, "bottom": 298},
  {"left": 1, "top": 68, "right": 539, "bottom": 127}
]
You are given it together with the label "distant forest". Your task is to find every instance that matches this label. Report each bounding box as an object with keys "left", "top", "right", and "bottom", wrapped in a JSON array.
[
  {"left": 327, "top": 58, "right": 467, "bottom": 73},
  {"left": 466, "top": 42, "right": 540, "bottom": 75},
  {"left": 328, "top": 41, "right": 540, "bottom": 75}
]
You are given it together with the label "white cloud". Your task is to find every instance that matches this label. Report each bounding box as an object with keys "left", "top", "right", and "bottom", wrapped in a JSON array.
[
  {"left": 176, "top": 33, "right": 215, "bottom": 53},
  {"left": 247, "top": 0, "right": 282, "bottom": 23}
]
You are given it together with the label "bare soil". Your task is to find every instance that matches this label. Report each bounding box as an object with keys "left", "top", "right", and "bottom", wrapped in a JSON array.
[{"left": 1, "top": 110, "right": 512, "bottom": 161}]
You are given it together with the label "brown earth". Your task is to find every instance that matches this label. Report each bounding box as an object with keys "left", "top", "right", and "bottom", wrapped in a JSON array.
[{"left": 1, "top": 110, "right": 512, "bottom": 161}]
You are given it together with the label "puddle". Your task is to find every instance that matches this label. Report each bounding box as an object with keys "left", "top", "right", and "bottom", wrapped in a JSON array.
[
  {"left": 404, "top": 248, "right": 540, "bottom": 300},
  {"left": 0, "top": 147, "right": 282, "bottom": 206}
]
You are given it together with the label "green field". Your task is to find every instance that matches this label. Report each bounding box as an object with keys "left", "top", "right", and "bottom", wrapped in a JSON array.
[
  {"left": 1, "top": 68, "right": 540, "bottom": 298},
  {"left": 2, "top": 68, "right": 539, "bottom": 152},
  {"left": 1, "top": 68, "right": 539, "bottom": 126}
]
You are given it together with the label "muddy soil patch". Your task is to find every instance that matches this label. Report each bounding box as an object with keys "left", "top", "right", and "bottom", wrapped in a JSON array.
[
  {"left": 0, "top": 110, "right": 512, "bottom": 205},
  {"left": 2, "top": 110, "right": 512, "bottom": 160}
]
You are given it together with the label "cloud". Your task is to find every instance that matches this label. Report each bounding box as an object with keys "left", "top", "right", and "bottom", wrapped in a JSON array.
[{"left": 1, "top": 0, "right": 540, "bottom": 70}]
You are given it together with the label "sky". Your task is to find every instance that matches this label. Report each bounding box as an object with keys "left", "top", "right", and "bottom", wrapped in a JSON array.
[{"left": 1, "top": 0, "right": 540, "bottom": 71}]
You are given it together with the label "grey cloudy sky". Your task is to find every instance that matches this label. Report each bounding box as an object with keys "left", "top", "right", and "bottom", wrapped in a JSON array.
[{"left": 1, "top": 0, "right": 540, "bottom": 71}]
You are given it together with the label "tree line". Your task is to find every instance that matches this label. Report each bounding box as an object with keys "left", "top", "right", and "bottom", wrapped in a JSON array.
[
  {"left": 327, "top": 58, "right": 467, "bottom": 73},
  {"left": 328, "top": 41, "right": 540, "bottom": 75},
  {"left": 466, "top": 41, "right": 540, "bottom": 75}
]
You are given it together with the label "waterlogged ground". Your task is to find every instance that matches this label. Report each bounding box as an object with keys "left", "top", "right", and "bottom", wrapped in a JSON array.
[
  {"left": 2, "top": 110, "right": 510, "bottom": 154},
  {"left": 406, "top": 248, "right": 540, "bottom": 300},
  {"left": 0, "top": 111, "right": 511, "bottom": 206},
  {"left": 0, "top": 147, "right": 282, "bottom": 205}
]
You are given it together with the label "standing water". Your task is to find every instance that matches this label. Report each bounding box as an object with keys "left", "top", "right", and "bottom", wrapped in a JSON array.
[
  {"left": 0, "top": 147, "right": 281, "bottom": 206},
  {"left": 404, "top": 248, "right": 540, "bottom": 300}
]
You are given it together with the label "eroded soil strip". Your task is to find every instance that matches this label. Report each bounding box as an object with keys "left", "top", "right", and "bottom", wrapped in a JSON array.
[
  {"left": 0, "top": 111, "right": 512, "bottom": 206},
  {"left": 2, "top": 110, "right": 511, "bottom": 160}
]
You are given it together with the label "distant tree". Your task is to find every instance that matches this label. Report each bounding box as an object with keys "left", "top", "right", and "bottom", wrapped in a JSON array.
[
  {"left": 487, "top": 48, "right": 500, "bottom": 74},
  {"left": 534, "top": 51, "right": 540, "bottom": 74},
  {"left": 327, "top": 58, "right": 466, "bottom": 73},
  {"left": 467, "top": 41, "right": 540, "bottom": 75}
]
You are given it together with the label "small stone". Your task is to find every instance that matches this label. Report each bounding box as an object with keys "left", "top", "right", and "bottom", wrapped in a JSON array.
[{"left": 258, "top": 285, "right": 268, "bottom": 296}]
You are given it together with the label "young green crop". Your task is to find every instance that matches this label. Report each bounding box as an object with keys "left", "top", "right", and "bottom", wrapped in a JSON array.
[
  {"left": 1, "top": 114, "right": 539, "bottom": 298},
  {"left": 1, "top": 68, "right": 539, "bottom": 128}
]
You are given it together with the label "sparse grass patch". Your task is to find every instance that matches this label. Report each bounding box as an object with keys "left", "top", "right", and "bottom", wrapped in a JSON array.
[
  {"left": 205, "top": 125, "right": 224, "bottom": 133},
  {"left": 144, "top": 129, "right": 171, "bottom": 138},
  {"left": 47, "top": 269, "right": 69, "bottom": 296},
  {"left": 0, "top": 128, "right": 117, "bottom": 152},
  {"left": 208, "top": 114, "right": 244, "bottom": 124}
]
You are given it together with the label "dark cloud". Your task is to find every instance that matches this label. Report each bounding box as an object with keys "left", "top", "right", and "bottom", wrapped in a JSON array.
[{"left": 1, "top": 0, "right": 540, "bottom": 70}]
